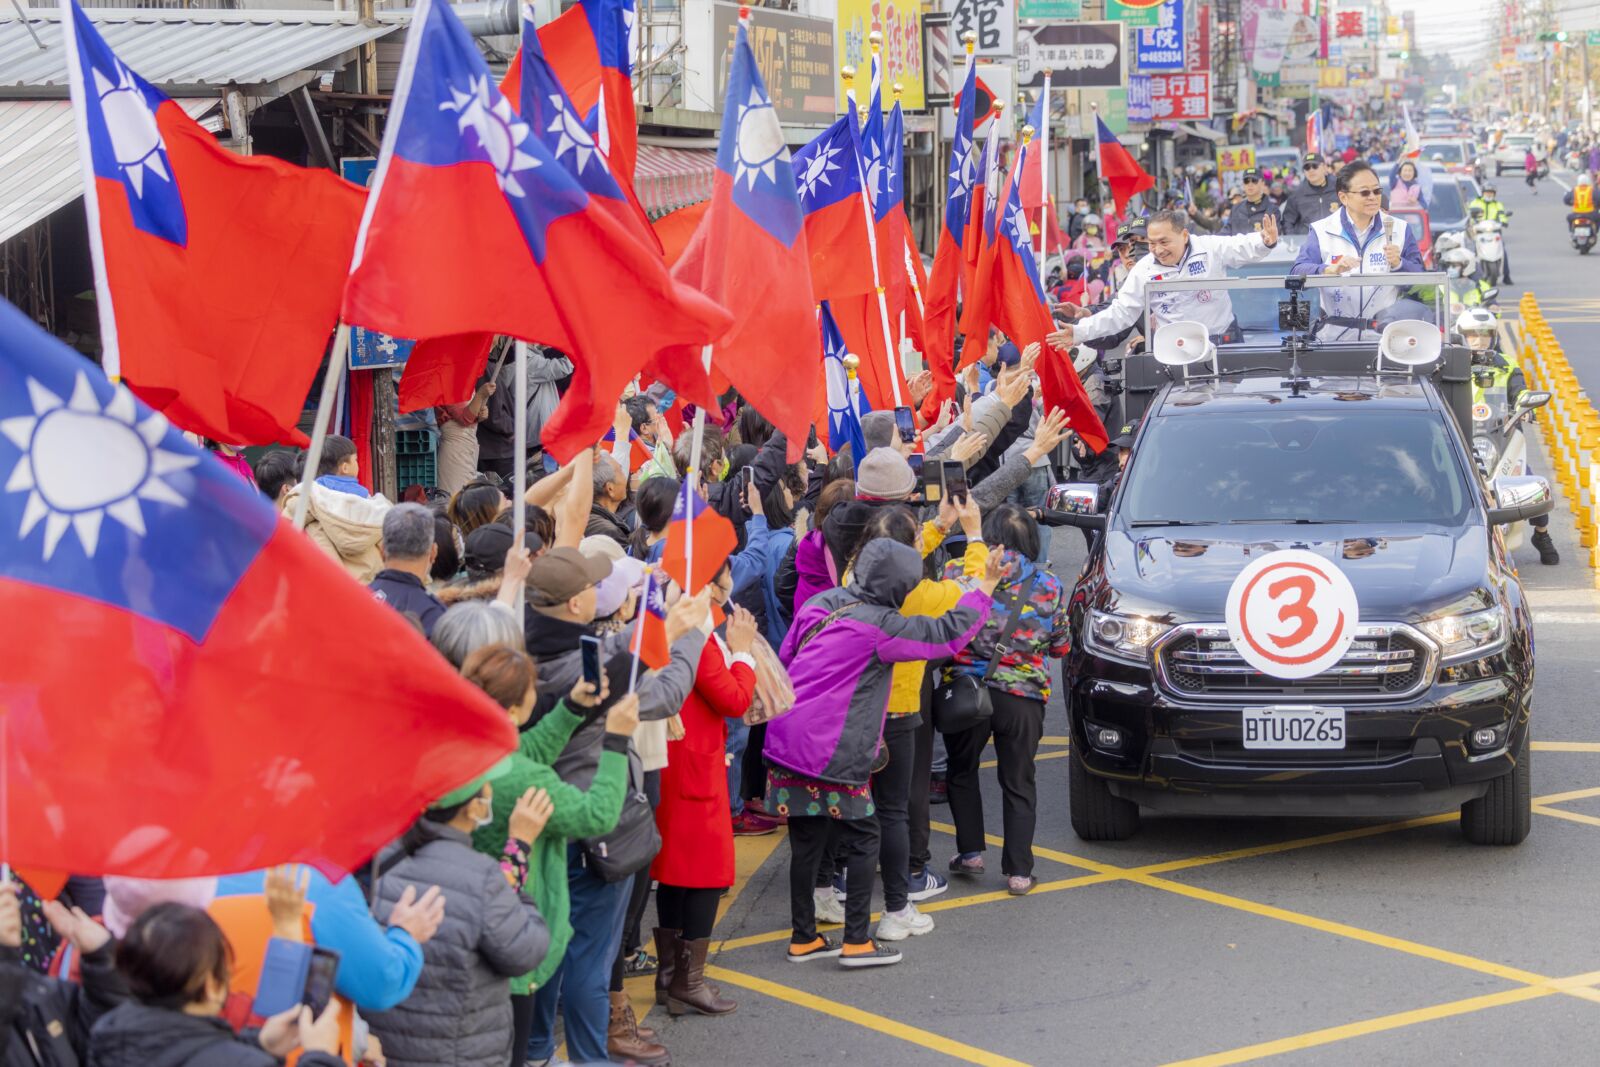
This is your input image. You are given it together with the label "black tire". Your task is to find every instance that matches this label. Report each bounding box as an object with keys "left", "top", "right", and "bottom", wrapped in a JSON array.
[
  {"left": 1069, "top": 750, "right": 1140, "bottom": 841},
  {"left": 1460, "top": 730, "right": 1531, "bottom": 845},
  {"left": 1583, "top": 245, "right": 1593, "bottom": 255}
]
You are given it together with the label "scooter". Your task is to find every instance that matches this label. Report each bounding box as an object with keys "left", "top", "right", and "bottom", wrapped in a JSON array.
[
  {"left": 1570, "top": 214, "right": 1597, "bottom": 254},
  {"left": 1472, "top": 217, "right": 1507, "bottom": 284}
]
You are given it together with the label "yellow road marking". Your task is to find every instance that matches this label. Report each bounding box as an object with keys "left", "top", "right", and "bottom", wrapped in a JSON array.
[
  {"left": 1531, "top": 741, "right": 1600, "bottom": 752},
  {"left": 1039, "top": 736, "right": 1072, "bottom": 745},
  {"left": 1533, "top": 805, "right": 1600, "bottom": 828},
  {"left": 981, "top": 750, "right": 1072, "bottom": 769},
  {"left": 705, "top": 965, "right": 1034, "bottom": 1067}
]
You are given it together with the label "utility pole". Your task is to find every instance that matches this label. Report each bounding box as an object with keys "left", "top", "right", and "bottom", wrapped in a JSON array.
[{"left": 1585, "top": 39, "right": 1594, "bottom": 133}]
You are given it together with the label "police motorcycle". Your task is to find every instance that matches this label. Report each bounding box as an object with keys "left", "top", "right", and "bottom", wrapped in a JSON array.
[
  {"left": 1571, "top": 214, "right": 1597, "bottom": 254},
  {"left": 1470, "top": 208, "right": 1508, "bottom": 286},
  {"left": 1457, "top": 308, "right": 1553, "bottom": 553}
]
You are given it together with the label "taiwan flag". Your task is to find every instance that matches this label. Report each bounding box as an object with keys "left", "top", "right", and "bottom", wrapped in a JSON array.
[
  {"left": 0, "top": 297, "right": 514, "bottom": 878},
  {"left": 670, "top": 14, "right": 817, "bottom": 458},
  {"left": 603, "top": 425, "right": 653, "bottom": 470},
  {"left": 860, "top": 55, "right": 906, "bottom": 327},
  {"left": 631, "top": 567, "right": 672, "bottom": 670},
  {"left": 660, "top": 481, "right": 738, "bottom": 596},
  {"left": 958, "top": 117, "right": 1006, "bottom": 368},
  {"left": 1097, "top": 115, "right": 1154, "bottom": 214},
  {"left": 820, "top": 301, "right": 869, "bottom": 476},
  {"left": 340, "top": 0, "right": 728, "bottom": 463},
  {"left": 59, "top": 0, "right": 364, "bottom": 449},
  {"left": 922, "top": 54, "right": 977, "bottom": 416},
  {"left": 991, "top": 149, "right": 1109, "bottom": 452},
  {"left": 793, "top": 113, "right": 875, "bottom": 301},
  {"left": 885, "top": 98, "right": 928, "bottom": 366}
]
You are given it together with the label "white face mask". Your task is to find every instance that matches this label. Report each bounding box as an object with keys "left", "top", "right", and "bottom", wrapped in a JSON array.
[{"left": 474, "top": 793, "right": 494, "bottom": 829}]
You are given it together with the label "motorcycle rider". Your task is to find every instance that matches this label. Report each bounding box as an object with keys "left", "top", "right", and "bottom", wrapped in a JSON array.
[
  {"left": 1562, "top": 172, "right": 1598, "bottom": 241},
  {"left": 1223, "top": 169, "right": 1283, "bottom": 235},
  {"left": 1281, "top": 153, "right": 1340, "bottom": 234},
  {"left": 1468, "top": 184, "right": 1514, "bottom": 283},
  {"left": 1457, "top": 308, "right": 1559, "bottom": 565},
  {"left": 1049, "top": 207, "right": 1280, "bottom": 351},
  {"left": 1290, "top": 161, "right": 1425, "bottom": 340}
]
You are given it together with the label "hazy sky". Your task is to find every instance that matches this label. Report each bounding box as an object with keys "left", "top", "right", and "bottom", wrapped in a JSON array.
[{"left": 1403, "top": 0, "right": 1497, "bottom": 62}]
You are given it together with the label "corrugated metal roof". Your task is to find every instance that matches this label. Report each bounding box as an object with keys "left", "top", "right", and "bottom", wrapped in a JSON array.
[
  {"left": 0, "top": 97, "right": 216, "bottom": 244},
  {"left": 0, "top": 10, "right": 399, "bottom": 97}
]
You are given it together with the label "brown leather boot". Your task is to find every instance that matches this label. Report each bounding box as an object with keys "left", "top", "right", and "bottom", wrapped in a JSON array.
[
  {"left": 652, "top": 927, "right": 680, "bottom": 1006},
  {"left": 608, "top": 990, "right": 670, "bottom": 1066},
  {"left": 666, "top": 938, "right": 737, "bottom": 1017}
]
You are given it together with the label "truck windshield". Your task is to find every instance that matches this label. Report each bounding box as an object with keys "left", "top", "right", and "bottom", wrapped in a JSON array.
[{"left": 1120, "top": 412, "right": 1471, "bottom": 526}]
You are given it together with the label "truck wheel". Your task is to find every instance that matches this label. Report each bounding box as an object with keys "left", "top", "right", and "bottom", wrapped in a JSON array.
[
  {"left": 1460, "top": 730, "right": 1531, "bottom": 845},
  {"left": 1070, "top": 750, "right": 1140, "bottom": 841}
]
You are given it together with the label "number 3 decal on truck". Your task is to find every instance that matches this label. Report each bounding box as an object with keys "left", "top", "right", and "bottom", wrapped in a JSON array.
[{"left": 1224, "top": 549, "right": 1360, "bottom": 679}]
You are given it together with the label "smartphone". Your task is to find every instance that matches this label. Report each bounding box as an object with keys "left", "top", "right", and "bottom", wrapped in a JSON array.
[
  {"left": 894, "top": 406, "right": 917, "bottom": 443},
  {"left": 580, "top": 635, "right": 603, "bottom": 690},
  {"left": 942, "top": 460, "right": 969, "bottom": 505},
  {"left": 807, "top": 424, "right": 820, "bottom": 450},
  {"left": 302, "top": 946, "right": 340, "bottom": 1017},
  {"left": 741, "top": 465, "right": 755, "bottom": 487},
  {"left": 918, "top": 455, "right": 943, "bottom": 503}
]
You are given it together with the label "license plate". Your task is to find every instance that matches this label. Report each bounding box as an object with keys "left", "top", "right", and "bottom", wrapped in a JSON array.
[
  {"left": 1577, "top": 227, "right": 1592, "bottom": 237},
  {"left": 1242, "top": 706, "right": 1346, "bottom": 750}
]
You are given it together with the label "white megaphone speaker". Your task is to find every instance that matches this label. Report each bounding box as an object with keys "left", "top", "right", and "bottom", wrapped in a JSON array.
[
  {"left": 1152, "top": 320, "right": 1217, "bottom": 377},
  {"left": 1377, "top": 319, "right": 1442, "bottom": 371}
]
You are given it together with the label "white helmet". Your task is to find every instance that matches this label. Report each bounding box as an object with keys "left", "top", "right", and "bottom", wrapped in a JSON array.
[{"left": 1455, "top": 308, "right": 1497, "bottom": 334}]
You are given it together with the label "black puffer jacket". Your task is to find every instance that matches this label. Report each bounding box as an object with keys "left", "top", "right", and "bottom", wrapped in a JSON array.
[
  {"left": 3, "top": 943, "right": 126, "bottom": 1067},
  {"left": 366, "top": 820, "right": 549, "bottom": 1067},
  {"left": 87, "top": 1003, "right": 342, "bottom": 1067}
]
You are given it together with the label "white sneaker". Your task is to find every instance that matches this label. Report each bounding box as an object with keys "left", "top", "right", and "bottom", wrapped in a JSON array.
[
  {"left": 813, "top": 887, "right": 846, "bottom": 925},
  {"left": 876, "top": 903, "right": 935, "bottom": 941}
]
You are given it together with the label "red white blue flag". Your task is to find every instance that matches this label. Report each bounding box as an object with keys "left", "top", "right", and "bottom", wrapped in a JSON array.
[
  {"left": 632, "top": 567, "right": 672, "bottom": 670},
  {"left": 59, "top": 0, "right": 364, "bottom": 449},
  {"left": 0, "top": 296, "right": 513, "bottom": 878},
  {"left": 660, "top": 481, "right": 737, "bottom": 596},
  {"left": 340, "top": 0, "right": 728, "bottom": 463},
  {"left": 821, "top": 301, "right": 869, "bottom": 475},
  {"left": 793, "top": 113, "right": 874, "bottom": 301},
  {"left": 922, "top": 54, "right": 977, "bottom": 412}
]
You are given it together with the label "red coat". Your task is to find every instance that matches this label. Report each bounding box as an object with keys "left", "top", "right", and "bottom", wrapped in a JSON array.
[{"left": 651, "top": 637, "right": 757, "bottom": 888}]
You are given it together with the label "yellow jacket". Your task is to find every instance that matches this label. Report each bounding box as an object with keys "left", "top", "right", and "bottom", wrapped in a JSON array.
[{"left": 887, "top": 525, "right": 989, "bottom": 715}]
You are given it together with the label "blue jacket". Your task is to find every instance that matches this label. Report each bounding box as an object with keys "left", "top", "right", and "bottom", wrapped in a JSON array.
[
  {"left": 215, "top": 869, "right": 423, "bottom": 1012},
  {"left": 729, "top": 514, "right": 798, "bottom": 648}
]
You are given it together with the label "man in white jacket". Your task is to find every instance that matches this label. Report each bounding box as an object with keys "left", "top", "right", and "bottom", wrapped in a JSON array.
[{"left": 1049, "top": 208, "right": 1280, "bottom": 350}]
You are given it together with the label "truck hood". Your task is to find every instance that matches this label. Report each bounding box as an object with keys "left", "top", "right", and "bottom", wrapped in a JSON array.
[{"left": 1100, "top": 522, "right": 1492, "bottom": 623}]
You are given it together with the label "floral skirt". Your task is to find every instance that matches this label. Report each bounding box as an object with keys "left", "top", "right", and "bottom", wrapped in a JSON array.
[{"left": 766, "top": 767, "right": 875, "bottom": 821}]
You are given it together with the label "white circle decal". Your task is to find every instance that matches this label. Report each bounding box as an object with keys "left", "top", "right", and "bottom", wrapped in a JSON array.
[{"left": 1224, "top": 549, "right": 1359, "bottom": 680}]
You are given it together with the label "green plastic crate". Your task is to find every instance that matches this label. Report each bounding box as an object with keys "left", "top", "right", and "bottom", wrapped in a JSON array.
[{"left": 397, "top": 451, "right": 437, "bottom": 489}]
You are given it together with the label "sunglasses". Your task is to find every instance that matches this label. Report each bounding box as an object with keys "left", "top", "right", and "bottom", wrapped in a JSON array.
[{"left": 1344, "top": 187, "right": 1383, "bottom": 197}]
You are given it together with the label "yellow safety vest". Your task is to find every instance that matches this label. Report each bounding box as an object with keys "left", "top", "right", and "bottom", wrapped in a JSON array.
[{"left": 1576, "top": 185, "right": 1594, "bottom": 213}]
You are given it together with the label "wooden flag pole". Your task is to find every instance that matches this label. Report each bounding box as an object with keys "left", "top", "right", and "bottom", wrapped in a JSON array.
[{"left": 293, "top": 323, "right": 353, "bottom": 530}]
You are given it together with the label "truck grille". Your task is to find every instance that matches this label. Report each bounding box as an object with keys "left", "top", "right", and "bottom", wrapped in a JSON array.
[{"left": 1155, "top": 624, "right": 1436, "bottom": 703}]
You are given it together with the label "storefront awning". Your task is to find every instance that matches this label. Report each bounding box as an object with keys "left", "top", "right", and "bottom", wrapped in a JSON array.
[
  {"left": 0, "top": 98, "right": 217, "bottom": 245},
  {"left": 1174, "top": 122, "right": 1226, "bottom": 144},
  {"left": 633, "top": 144, "right": 715, "bottom": 219}
]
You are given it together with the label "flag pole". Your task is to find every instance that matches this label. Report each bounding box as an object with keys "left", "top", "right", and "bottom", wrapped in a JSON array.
[
  {"left": 1, "top": 708, "right": 9, "bottom": 886},
  {"left": 684, "top": 342, "right": 713, "bottom": 594},
  {"left": 512, "top": 339, "right": 529, "bottom": 617},
  {"left": 891, "top": 81, "right": 927, "bottom": 341},
  {"left": 292, "top": 323, "right": 353, "bottom": 530},
  {"left": 846, "top": 61, "right": 905, "bottom": 410},
  {"left": 629, "top": 567, "right": 651, "bottom": 692},
  {"left": 1038, "top": 73, "right": 1051, "bottom": 290}
]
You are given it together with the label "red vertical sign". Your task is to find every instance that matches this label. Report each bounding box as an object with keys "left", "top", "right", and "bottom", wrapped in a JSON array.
[{"left": 1188, "top": 4, "right": 1211, "bottom": 72}]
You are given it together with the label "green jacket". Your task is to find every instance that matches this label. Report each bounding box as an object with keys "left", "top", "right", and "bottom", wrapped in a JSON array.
[
  {"left": 1468, "top": 197, "right": 1509, "bottom": 222},
  {"left": 471, "top": 701, "right": 629, "bottom": 991}
]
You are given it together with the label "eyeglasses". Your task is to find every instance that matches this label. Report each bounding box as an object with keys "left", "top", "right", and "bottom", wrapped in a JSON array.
[{"left": 1345, "top": 187, "right": 1383, "bottom": 197}]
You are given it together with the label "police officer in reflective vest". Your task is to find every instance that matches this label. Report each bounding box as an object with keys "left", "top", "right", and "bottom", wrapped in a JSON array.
[
  {"left": 1458, "top": 309, "right": 1558, "bottom": 565},
  {"left": 1467, "top": 184, "right": 1514, "bottom": 283},
  {"left": 1563, "top": 173, "right": 1598, "bottom": 232}
]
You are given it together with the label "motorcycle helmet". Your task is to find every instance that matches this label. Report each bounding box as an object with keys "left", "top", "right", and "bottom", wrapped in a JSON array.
[
  {"left": 1441, "top": 247, "right": 1475, "bottom": 276},
  {"left": 1072, "top": 345, "right": 1098, "bottom": 376},
  {"left": 1454, "top": 307, "right": 1498, "bottom": 352}
]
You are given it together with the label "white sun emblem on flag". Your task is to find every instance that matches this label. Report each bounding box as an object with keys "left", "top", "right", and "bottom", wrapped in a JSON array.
[
  {"left": 732, "top": 87, "right": 788, "bottom": 191},
  {"left": 1007, "top": 201, "right": 1031, "bottom": 248},
  {"left": 92, "top": 60, "right": 170, "bottom": 198},
  {"left": 796, "top": 143, "right": 841, "bottom": 202},
  {"left": 441, "top": 75, "right": 540, "bottom": 197},
  {"left": 545, "top": 93, "right": 597, "bottom": 173},
  {"left": 949, "top": 141, "right": 974, "bottom": 199},
  {"left": 2, "top": 373, "right": 196, "bottom": 561}
]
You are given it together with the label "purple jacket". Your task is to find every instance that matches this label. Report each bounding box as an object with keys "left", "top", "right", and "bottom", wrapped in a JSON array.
[
  {"left": 792, "top": 528, "right": 833, "bottom": 613},
  {"left": 767, "top": 540, "right": 992, "bottom": 786}
]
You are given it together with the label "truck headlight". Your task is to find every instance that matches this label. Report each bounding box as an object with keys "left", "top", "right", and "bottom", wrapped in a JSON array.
[
  {"left": 1421, "top": 605, "right": 1507, "bottom": 663},
  {"left": 1086, "top": 609, "right": 1172, "bottom": 665}
]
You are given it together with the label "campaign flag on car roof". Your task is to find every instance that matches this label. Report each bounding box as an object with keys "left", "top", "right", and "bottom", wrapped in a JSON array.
[
  {"left": 922, "top": 53, "right": 977, "bottom": 416},
  {"left": 820, "top": 301, "right": 869, "bottom": 476},
  {"left": 660, "top": 480, "right": 738, "bottom": 595},
  {"left": 0, "top": 296, "right": 514, "bottom": 878},
  {"left": 669, "top": 15, "right": 816, "bottom": 459},
  {"left": 58, "top": 0, "right": 363, "bottom": 449},
  {"left": 339, "top": 0, "right": 728, "bottom": 464},
  {"left": 793, "top": 113, "right": 875, "bottom": 301},
  {"left": 501, "top": 0, "right": 638, "bottom": 189},
  {"left": 1096, "top": 114, "right": 1155, "bottom": 214},
  {"left": 989, "top": 148, "right": 1109, "bottom": 453}
]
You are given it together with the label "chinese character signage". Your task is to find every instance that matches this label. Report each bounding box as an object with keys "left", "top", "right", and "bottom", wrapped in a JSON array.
[
  {"left": 1108, "top": 0, "right": 1164, "bottom": 29},
  {"left": 349, "top": 327, "right": 414, "bottom": 370},
  {"left": 1019, "top": 0, "right": 1081, "bottom": 18},
  {"left": 1148, "top": 71, "right": 1211, "bottom": 120},
  {"left": 949, "top": 0, "right": 1016, "bottom": 57},
  {"left": 1127, "top": 73, "right": 1153, "bottom": 122},
  {"left": 1335, "top": 10, "right": 1362, "bottom": 37},
  {"left": 1015, "top": 22, "right": 1125, "bottom": 88},
  {"left": 837, "top": 0, "right": 927, "bottom": 110},
  {"left": 1215, "top": 144, "right": 1256, "bottom": 174},
  {"left": 1136, "top": 0, "right": 1184, "bottom": 71},
  {"left": 714, "top": 4, "right": 837, "bottom": 125},
  {"left": 1187, "top": 2, "right": 1209, "bottom": 71}
]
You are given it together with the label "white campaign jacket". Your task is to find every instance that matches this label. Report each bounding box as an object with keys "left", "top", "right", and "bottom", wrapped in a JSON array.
[
  {"left": 1290, "top": 208, "right": 1425, "bottom": 339},
  {"left": 1075, "top": 231, "right": 1275, "bottom": 343}
]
